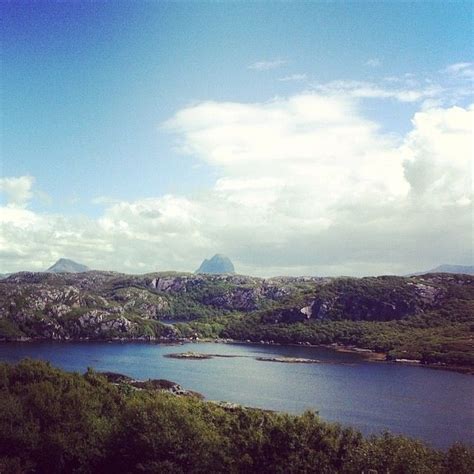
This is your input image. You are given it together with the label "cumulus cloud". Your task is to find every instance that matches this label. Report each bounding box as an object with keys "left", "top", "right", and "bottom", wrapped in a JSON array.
[
  {"left": 162, "top": 95, "right": 472, "bottom": 274},
  {"left": 164, "top": 94, "right": 408, "bottom": 199},
  {"left": 1, "top": 89, "right": 472, "bottom": 275},
  {"left": 402, "top": 105, "right": 473, "bottom": 206},
  {"left": 0, "top": 176, "right": 35, "bottom": 208}
]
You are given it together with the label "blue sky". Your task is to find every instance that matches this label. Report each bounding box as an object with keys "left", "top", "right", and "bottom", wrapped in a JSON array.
[{"left": 1, "top": 2, "right": 473, "bottom": 275}]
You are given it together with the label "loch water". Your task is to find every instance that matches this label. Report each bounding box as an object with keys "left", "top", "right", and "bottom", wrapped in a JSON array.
[{"left": 0, "top": 341, "right": 472, "bottom": 449}]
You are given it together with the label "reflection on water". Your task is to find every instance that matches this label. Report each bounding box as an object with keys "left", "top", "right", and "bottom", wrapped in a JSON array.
[{"left": 0, "top": 341, "right": 472, "bottom": 448}]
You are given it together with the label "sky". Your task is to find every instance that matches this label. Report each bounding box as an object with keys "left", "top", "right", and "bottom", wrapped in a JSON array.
[{"left": 1, "top": 2, "right": 473, "bottom": 276}]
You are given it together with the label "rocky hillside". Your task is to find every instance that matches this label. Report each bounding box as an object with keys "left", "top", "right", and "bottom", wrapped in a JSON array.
[
  {"left": 267, "top": 275, "right": 453, "bottom": 323},
  {"left": 215, "top": 273, "right": 474, "bottom": 370},
  {"left": 0, "top": 271, "right": 309, "bottom": 340},
  {"left": 0, "top": 270, "right": 472, "bottom": 346}
]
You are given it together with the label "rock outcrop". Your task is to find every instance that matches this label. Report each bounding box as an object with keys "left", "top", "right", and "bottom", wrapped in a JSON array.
[
  {"left": 0, "top": 270, "right": 471, "bottom": 340},
  {"left": 0, "top": 271, "right": 304, "bottom": 340},
  {"left": 306, "top": 277, "right": 447, "bottom": 322}
]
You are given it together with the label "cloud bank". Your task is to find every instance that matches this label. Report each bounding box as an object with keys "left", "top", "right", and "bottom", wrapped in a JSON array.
[{"left": 1, "top": 88, "right": 472, "bottom": 276}]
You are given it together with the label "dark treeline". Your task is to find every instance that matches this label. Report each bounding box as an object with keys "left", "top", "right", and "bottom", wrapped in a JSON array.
[
  {"left": 1, "top": 360, "right": 473, "bottom": 473},
  {"left": 181, "top": 312, "right": 473, "bottom": 368},
  {"left": 176, "top": 275, "right": 474, "bottom": 370}
]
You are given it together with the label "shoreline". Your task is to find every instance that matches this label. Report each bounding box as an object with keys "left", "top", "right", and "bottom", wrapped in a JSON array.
[{"left": 0, "top": 335, "right": 471, "bottom": 375}]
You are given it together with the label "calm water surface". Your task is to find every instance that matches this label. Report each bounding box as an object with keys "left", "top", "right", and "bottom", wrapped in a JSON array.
[{"left": 0, "top": 341, "right": 472, "bottom": 449}]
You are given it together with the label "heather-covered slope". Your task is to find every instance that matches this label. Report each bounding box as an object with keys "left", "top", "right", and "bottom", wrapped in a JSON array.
[{"left": 1, "top": 360, "right": 472, "bottom": 473}]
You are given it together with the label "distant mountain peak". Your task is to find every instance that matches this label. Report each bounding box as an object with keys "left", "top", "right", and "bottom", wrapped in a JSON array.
[
  {"left": 195, "top": 254, "right": 235, "bottom": 274},
  {"left": 46, "top": 258, "right": 90, "bottom": 273},
  {"left": 431, "top": 264, "right": 474, "bottom": 275},
  {"left": 409, "top": 264, "right": 474, "bottom": 276}
]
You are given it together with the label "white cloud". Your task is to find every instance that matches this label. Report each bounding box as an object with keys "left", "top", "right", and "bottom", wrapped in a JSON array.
[
  {"left": 1, "top": 84, "right": 473, "bottom": 276},
  {"left": 0, "top": 176, "right": 35, "bottom": 208},
  {"left": 162, "top": 95, "right": 472, "bottom": 274},
  {"left": 165, "top": 94, "right": 409, "bottom": 201},
  {"left": 248, "top": 59, "right": 286, "bottom": 71},
  {"left": 312, "top": 79, "right": 443, "bottom": 103},
  {"left": 402, "top": 105, "right": 473, "bottom": 206}
]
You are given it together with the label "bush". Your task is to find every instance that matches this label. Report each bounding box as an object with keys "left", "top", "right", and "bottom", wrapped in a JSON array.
[{"left": 0, "top": 360, "right": 472, "bottom": 473}]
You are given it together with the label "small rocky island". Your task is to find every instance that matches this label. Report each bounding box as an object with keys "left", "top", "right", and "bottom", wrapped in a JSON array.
[
  {"left": 165, "top": 351, "right": 242, "bottom": 359},
  {"left": 165, "top": 352, "right": 214, "bottom": 360},
  {"left": 165, "top": 352, "right": 320, "bottom": 364},
  {"left": 255, "top": 356, "right": 320, "bottom": 364}
]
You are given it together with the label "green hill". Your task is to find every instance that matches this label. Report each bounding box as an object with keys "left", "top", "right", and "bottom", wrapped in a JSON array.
[{"left": 0, "top": 359, "right": 472, "bottom": 473}]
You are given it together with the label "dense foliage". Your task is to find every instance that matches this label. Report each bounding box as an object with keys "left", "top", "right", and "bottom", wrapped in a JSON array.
[
  {"left": 180, "top": 275, "right": 474, "bottom": 370},
  {"left": 0, "top": 359, "right": 472, "bottom": 473},
  {"left": 214, "top": 314, "right": 474, "bottom": 368}
]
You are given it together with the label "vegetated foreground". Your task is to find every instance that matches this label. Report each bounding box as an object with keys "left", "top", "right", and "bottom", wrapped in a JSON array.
[
  {"left": 0, "top": 271, "right": 473, "bottom": 371},
  {"left": 0, "top": 359, "right": 472, "bottom": 474}
]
